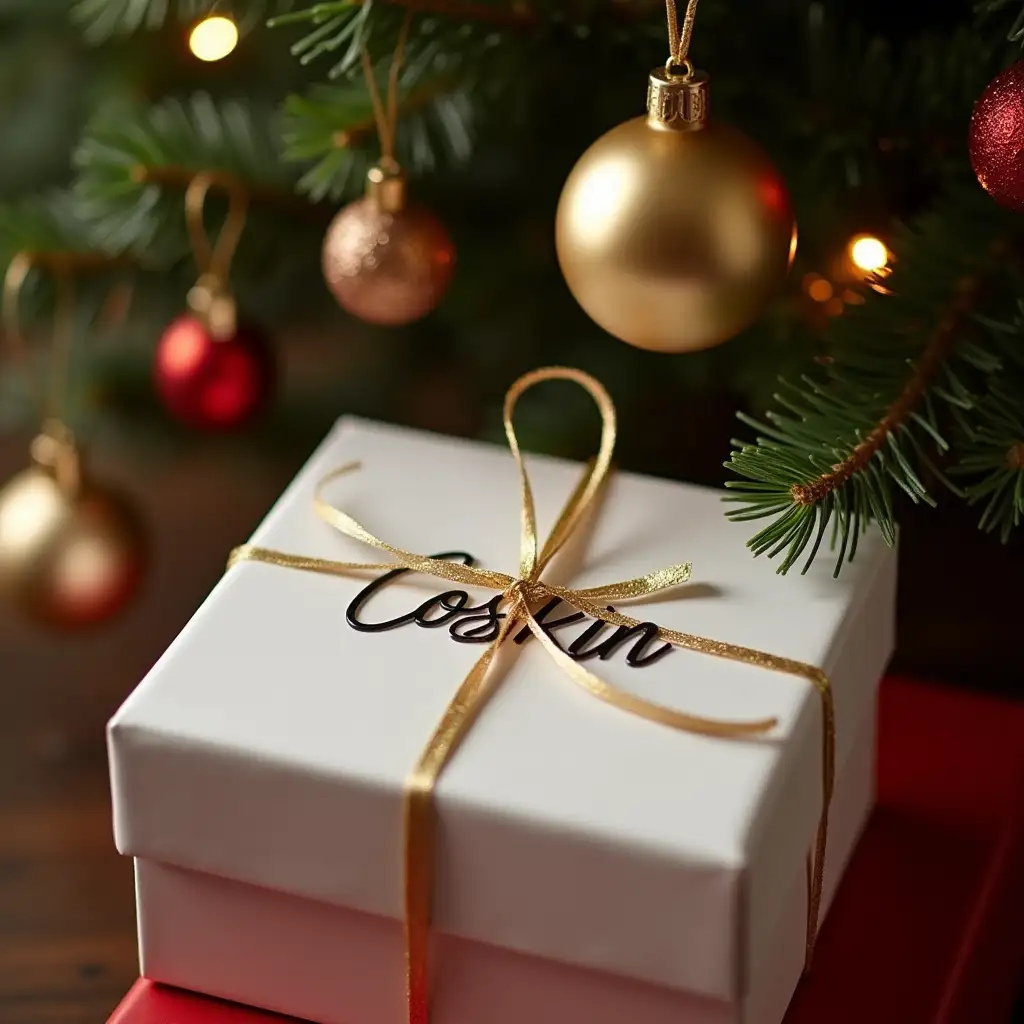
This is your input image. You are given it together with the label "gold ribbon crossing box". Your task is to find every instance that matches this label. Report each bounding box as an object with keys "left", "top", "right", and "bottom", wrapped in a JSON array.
[{"left": 109, "top": 370, "right": 897, "bottom": 1024}]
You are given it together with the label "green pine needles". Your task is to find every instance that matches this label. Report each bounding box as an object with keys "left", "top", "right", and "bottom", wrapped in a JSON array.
[
  {"left": 955, "top": 312, "right": 1024, "bottom": 542},
  {"left": 725, "top": 186, "right": 1024, "bottom": 576}
]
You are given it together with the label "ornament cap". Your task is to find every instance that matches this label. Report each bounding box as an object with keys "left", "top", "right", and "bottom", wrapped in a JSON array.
[
  {"left": 647, "top": 66, "right": 709, "bottom": 131},
  {"left": 366, "top": 161, "right": 407, "bottom": 214},
  {"left": 29, "top": 420, "right": 82, "bottom": 498},
  {"left": 187, "top": 273, "right": 238, "bottom": 341}
]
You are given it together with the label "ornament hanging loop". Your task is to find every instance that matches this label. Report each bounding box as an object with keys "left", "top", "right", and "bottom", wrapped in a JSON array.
[
  {"left": 360, "top": 11, "right": 413, "bottom": 211},
  {"left": 185, "top": 172, "right": 248, "bottom": 339},
  {"left": 185, "top": 171, "right": 248, "bottom": 286},
  {"left": 665, "top": 0, "right": 700, "bottom": 71},
  {"left": 664, "top": 55, "right": 695, "bottom": 81},
  {"left": 3, "top": 251, "right": 80, "bottom": 473},
  {"left": 3, "top": 252, "right": 38, "bottom": 396},
  {"left": 651, "top": 0, "right": 707, "bottom": 129},
  {"left": 29, "top": 421, "right": 83, "bottom": 498}
]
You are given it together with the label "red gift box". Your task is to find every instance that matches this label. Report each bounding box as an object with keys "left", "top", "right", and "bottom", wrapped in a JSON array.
[{"left": 107, "top": 677, "right": 1024, "bottom": 1024}]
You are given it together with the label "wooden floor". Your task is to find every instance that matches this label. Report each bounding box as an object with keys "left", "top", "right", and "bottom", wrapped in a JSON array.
[
  {"left": 0, "top": 435, "right": 295, "bottom": 1023},
  {"left": 0, "top": 425, "right": 1021, "bottom": 1023}
]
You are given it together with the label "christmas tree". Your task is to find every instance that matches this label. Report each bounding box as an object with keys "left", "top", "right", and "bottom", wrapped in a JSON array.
[{"left": 1, "top": 0, "right": 1023, "bottom": 616}]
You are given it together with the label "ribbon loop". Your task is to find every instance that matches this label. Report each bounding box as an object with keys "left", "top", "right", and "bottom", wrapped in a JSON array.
[
  {"left": 502, "top": 367, "right": 618, "bottom": 581},
  {"left": 229, "top": 365, "right": 834, "bottom": 1023}
]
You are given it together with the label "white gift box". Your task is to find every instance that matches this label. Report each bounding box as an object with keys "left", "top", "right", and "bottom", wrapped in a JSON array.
[{"left": 108, "top": 416, "right": 897, "bottom": 1024}]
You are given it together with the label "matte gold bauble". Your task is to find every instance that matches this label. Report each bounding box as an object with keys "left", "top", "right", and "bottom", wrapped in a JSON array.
[
  {"left": 556, "top": 68, "right": 796, "bottom": 353},
  {"left": 0, "top": 434, "right": 146, "bottom": 629},
  {"left": 322, "top": 164, "right": 456, "bottom": 326}
]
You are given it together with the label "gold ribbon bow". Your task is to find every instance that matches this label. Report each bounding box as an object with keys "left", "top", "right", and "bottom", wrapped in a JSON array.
[{"left": 229, "top": 366, "right": 834, "bottom": 1024}]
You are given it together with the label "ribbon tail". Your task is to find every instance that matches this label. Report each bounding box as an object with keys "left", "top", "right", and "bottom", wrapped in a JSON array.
[
  {"left": 520, "top": 604, "right": 777, "bottom": 739},
  {"left": 228, "top": 545, "right": 395, "bottom": 576},
  {"left": 404, "top": 605, "right": 524, "bottom": 1024},
  {"left": 308, "top": 484, "right": 515, "bottom": 592},
  {"left": 803, "top": 669, "right": 835, "bottom": 971},
  {"left": 553, "top": 595, "right": 835, "bottom": 969},
  {"left": 546, "top": 562, "right": 692, "bottom": 604}
]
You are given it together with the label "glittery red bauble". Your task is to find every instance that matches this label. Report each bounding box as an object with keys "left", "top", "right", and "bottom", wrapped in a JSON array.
[
  {"left": 970, "top": 61, "right": 1024, "bottom": 211},
  {"left": 154, "top": 315, "right": 274, "bottom": 430}
]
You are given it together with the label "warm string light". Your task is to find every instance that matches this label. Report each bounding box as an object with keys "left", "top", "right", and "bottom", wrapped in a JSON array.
[
  {"left": 848, "top": 234, "right": 890, "bottom": 275},
  {"left": 189, "top": 15, "right": 239, "bottom": 62},
  {"left": 804, "top": 232, "right": 892, "bottom": 317}
]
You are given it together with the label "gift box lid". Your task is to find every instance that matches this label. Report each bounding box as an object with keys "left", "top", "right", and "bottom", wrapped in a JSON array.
[{"left": 109, "top": 416, "right": 897, "bottom": 1004}]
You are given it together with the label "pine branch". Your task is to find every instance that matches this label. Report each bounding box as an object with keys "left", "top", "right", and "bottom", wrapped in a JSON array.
[
  {"left": 270, "top": 0, "right": 508, "bottom": 80},
  {"left": 956, "top": 381, "right": 1024, "bottom": 540},
  {"left": 72, "top": 94, "right": 302, "bottom": 262},
  {"left": 69, "top": 94, "right": 334, "bottom": 325},
  {"left": 272, "top": 0, "right": 534, "bottom": 31},
  {"left": 269, "top": 0, "right": 657, "bottom": 78},
  {"left": 976, "top": 0, "right": 1024, "bottom": 46},
  {"left": 0, "top": 195, "right": 137, "bottom": 335},
  {"left": 71, "top": 0, "right": 295, "bottom": 41},
  {"left": 0, "top": 195, "right": 100, "bottom": 266},
  {"left": 950, "top": 307, "right": 1024, "bottom": 540},
  {"left": 282, "top": 74, "right": 473, "bottom": 199},
  {"left": 74, "top": 0, "right": 212, "bottom": 41},
  {"left": 725, "top": 186, "right": 1012, "bottom": 577},
  {"left": 788, "top": 283, "right": 976, "bottom": 507}
]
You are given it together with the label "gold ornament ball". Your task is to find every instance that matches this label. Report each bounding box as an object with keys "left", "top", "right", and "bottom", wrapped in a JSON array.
[
  {"left": 322, "top": 174, "right": 456, "bottom": 326},
  {"left": 0, "top": 465, "right": 146, "bottom": 629},
  {"left": 556, "top": 72, "right": 796, "bottom": 353}
]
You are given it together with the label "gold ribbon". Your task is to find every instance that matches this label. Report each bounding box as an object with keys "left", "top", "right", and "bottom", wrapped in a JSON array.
[{"left": 229, "top": 366, "right": 834, "bottom": 1023}]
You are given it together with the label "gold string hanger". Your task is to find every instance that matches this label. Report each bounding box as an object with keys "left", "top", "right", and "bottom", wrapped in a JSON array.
[
  {"left": 665, "top": 0, "right": 700, "bottom": 77},
  {"left": 185, "top": 171, "right": 249, "bottom": 288},
  {"left": 3, "top": 252, "right": 82, "bottom": 492},
  {"left": 4, "top": 253, "right": 76, "bottom": 426},
  {"left": 359, "top": 11, "right": 413, "bottom": 210},
  {"left": 184, "top": 171, "right": 249, "bottom": 338}
]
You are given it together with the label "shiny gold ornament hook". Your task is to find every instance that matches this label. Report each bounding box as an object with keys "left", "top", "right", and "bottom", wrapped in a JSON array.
[
  {"left": 184, "top": 172, "right": 249, "bottom": 338},
  {"left": 359, "top": 11, "right": 413, "bottom": 206},
  {"left": 665, "top": 0, "right": 701, "bottom": 68},
  {"left": 664, "top": 55, "right": 695, "bottom": 80},
  {"left": 3, "top": 251, "right": 77, "bottom": 431},
  {"left": 184, "top": 171, "right": 249, "bottom": 288}
]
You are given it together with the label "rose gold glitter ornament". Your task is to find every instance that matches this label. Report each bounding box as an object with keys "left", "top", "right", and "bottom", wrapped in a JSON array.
[
  {"left": 322, "top": 162, "right": 456, "bottom": 326},
  {"left": 322, "top": 18, "right": 456, "bottom": 326}
]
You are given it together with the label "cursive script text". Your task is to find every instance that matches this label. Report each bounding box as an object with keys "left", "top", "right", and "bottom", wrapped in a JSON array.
[{"left": 346, "top": 551, "right": 673, "bottom": 668}]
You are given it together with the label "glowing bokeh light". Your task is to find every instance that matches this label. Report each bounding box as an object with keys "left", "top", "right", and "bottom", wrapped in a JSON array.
[
  {"left": 849, "top": 234, "right": 889, "bottom": 274},
  {"left": 807, "top": 277, "right": 833, "bottom": 303},
  {"left": 189, "top": 16, "right": 239, "bottom": 62}
]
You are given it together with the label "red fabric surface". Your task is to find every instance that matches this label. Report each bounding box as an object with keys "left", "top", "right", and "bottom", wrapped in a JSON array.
[{"left": 107, "top": 677, "right": 1024, "bottom": 1024}]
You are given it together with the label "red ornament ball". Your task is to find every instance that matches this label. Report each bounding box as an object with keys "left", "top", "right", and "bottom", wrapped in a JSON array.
[
  {"left": 155, "top": 315, "right": 274, "bottom": 430},
  {"left": 970, "top": 61, "right": 1024, "bottom": 211}
]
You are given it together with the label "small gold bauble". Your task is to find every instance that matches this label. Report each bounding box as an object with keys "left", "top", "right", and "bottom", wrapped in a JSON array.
[
  {"left": 0, "top": 460, "right": 146, "bottom": 629},
  {"left": 322, "top": 165, "right": 456, "bottom": 327},
  {"left": 556, "top": 68, "right": 795, "bottom": 353}
]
